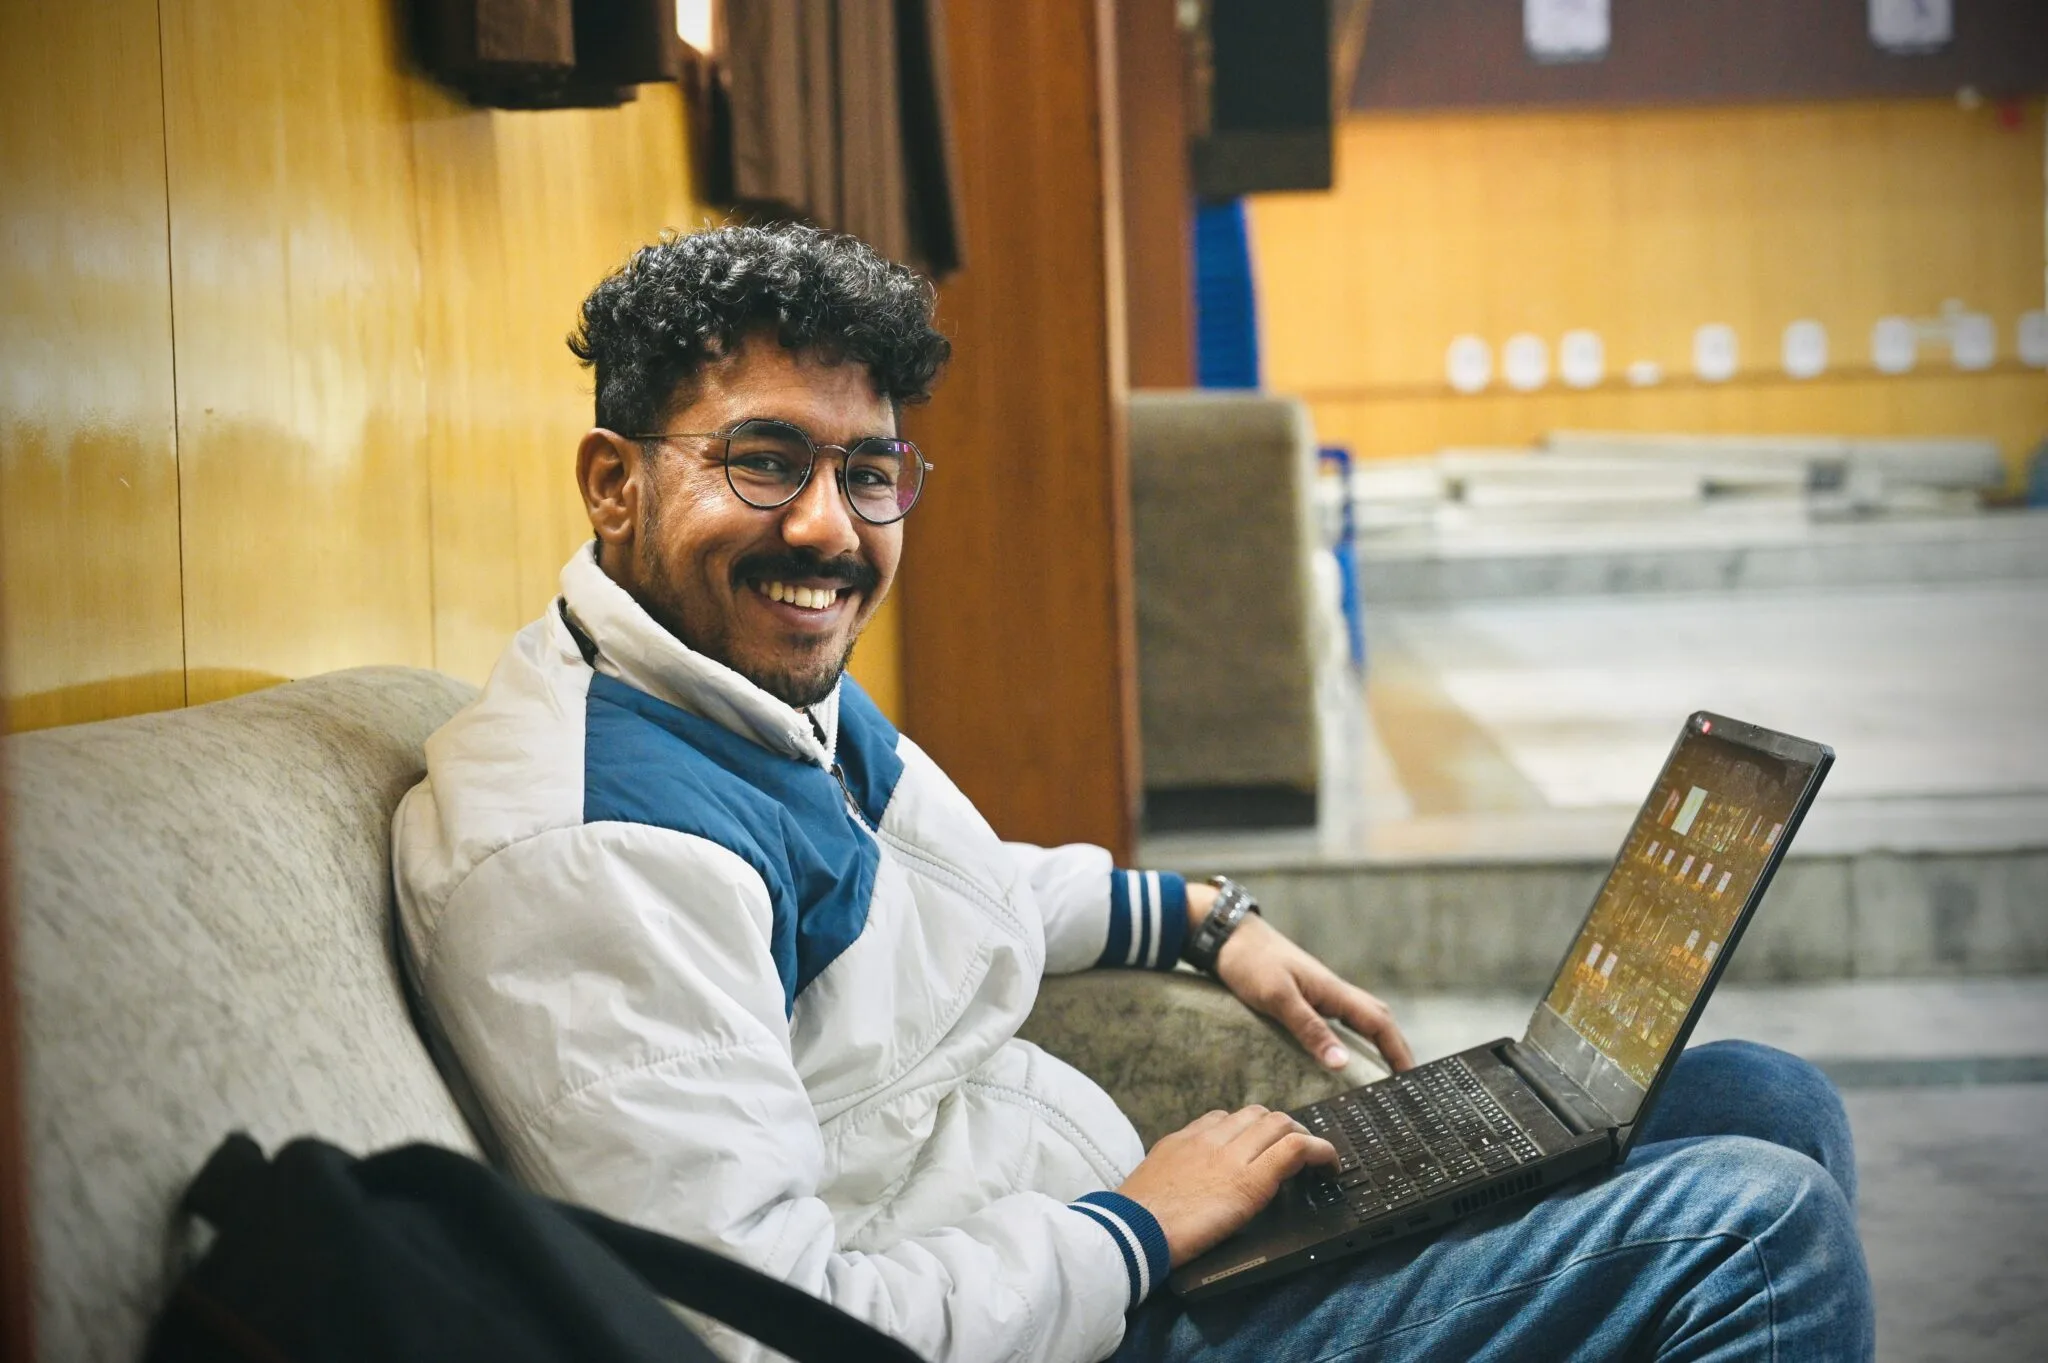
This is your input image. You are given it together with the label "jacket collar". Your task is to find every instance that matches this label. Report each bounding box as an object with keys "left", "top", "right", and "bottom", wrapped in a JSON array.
[{"left": 558, "top": 543, "right": 838, "bottom": 767}]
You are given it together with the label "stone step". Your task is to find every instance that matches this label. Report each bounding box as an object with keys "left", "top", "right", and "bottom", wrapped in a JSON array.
[
  {"left": 1211, "top": 843, "right": 2048, "bottom": 991},
  {"left": 1357, "top": 509, "right": 2048, "bottom": 606}
]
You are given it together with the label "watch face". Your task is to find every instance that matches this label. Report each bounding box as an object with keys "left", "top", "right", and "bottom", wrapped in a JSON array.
[{"left": 1869, "top": 0, "right": 1953, "bottom": 54}]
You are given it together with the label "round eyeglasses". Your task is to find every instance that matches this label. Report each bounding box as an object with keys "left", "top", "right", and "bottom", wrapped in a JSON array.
[{"left": 628, "top": 418, "right": 931, "bottom": 525}]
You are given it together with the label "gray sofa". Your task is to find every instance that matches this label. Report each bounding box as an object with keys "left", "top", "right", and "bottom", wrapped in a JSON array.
[{"left": 9, "top": 667, "right": 1384, "bottom": 1360}]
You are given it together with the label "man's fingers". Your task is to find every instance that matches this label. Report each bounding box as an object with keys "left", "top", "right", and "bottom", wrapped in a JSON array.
[
  {"left": 1308, "top": 974, "right": 1418, "bottom": 1072},
  {"left": 1369, "top": 1015, "right": 1416, "bottom": 1072},
  {"left": 1182, "top": 1108, "right": 1233, "bottom": 1135},
  {"left": 1226, "top": 1109, "right": 1320, "bottom": 1162},
  {"left": 1272, "top": 990, "right": 1349, "bottom": 1070},
  {"left": 1208, "top": 1104, "right": 1273, "bottom": 1144},
  {"left": 1296, "top": 1132, "right": 1339, "bottom": 1169},
  {"left": 1338, "top": 993, "right": 1416, "bottom": 1073},
  {"left": 1249, "top": 1131, "right": 1337, "bottom": 1187}
]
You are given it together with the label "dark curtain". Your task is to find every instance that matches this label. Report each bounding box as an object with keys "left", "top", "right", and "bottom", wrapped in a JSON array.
[
  {"left": 714, "top": 0, "right": 962, "bottom": 277},
  {"left": 413, "top": 0, "right": 962, "bottom": 275},
  {"left": 414, "top": 0, "right": 681, "bottom": 110}
]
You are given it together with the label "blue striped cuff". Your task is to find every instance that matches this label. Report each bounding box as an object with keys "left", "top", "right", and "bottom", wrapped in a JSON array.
[
  {"left": 1100, "top": 870, "right": 1189, "bottom": 971},
  {"left": 1069, "top": 1191, "right": 1171, "bottom": 1307}
]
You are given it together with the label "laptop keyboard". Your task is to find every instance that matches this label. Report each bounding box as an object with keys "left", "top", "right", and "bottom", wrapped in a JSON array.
[{"left": 1296, "top": 1057, "right": 1542, "bottom": 1220}]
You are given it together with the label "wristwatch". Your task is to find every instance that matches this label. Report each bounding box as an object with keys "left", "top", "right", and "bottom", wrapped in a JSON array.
[{"left": 1182, "top": 875, "right": 1261, "bottom": 976}]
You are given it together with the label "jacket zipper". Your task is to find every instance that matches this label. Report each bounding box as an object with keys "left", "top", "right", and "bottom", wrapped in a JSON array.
[
  {"left": 830, "top": 763, "right": 874, "bottom": 832},
  {"left": 808, "top": 712, "right": 874, "bottom": 833}
]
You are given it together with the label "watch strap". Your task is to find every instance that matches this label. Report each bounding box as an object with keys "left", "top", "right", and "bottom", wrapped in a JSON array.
[{"left": 1182, "top": 876, "right": 1259, "bottom": 975}]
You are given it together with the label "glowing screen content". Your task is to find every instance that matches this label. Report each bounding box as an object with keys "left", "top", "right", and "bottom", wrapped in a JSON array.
[{"left": 1541, "top": 729, "right": 1819, "bottom": 1091}]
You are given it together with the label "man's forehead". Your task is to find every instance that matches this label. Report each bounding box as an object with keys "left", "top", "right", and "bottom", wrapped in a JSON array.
[{"left": 676, "top": 335, "right": 895, "bottom": 436}]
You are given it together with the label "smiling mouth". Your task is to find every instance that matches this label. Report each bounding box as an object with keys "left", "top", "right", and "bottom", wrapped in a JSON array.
[{"left": 752, "top": 579, "right": 852, "bottom": 612}]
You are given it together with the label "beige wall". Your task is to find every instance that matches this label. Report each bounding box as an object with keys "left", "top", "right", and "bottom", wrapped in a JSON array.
[
  {"left": 1250, "top": 99, "right": 2048, "bottom": 475},
  {"left": 2, "top": 0, "right": 904, "bottom": 732}
]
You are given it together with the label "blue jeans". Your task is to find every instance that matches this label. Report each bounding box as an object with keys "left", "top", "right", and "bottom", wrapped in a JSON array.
[{"left": 1113, "top": 1041, "right": 1873, "bottom": 1363}]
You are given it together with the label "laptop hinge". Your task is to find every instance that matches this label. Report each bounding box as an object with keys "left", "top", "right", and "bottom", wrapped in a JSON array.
[{"left": 1496, "top": 1041, "right": 1614, "bottom": 1136}]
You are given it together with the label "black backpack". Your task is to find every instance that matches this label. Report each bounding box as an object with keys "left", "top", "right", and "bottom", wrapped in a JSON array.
[{"left": 146, "top": 1133, "right": 926, "bottom": 1363}]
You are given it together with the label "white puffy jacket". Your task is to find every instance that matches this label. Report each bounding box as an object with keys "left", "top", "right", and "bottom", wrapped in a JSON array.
[{"left": 392, "top": 545, "right": 1194, "bottom": 1363}]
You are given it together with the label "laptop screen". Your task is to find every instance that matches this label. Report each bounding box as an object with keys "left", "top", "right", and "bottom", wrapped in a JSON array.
[{"left": 1524, "top": 715, "right": 1826, "bottom": 1125}]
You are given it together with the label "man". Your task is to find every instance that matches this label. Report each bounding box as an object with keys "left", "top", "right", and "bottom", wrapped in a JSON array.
[{"left": 394, "top": 225, "right": 1872, "bottom": 1362}]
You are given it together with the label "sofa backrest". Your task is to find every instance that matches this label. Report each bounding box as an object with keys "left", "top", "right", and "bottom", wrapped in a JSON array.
[
  {"left": 7, "top": 667, "right": 481, "bottom": 1361},
  {"left": 1128, "top": 390, "right": 1324, "bottom": 801}
]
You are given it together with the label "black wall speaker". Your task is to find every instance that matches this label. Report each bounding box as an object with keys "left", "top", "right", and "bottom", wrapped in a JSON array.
[{"left": 1191, "top": 0, "right": 1334, "bottom": 197}]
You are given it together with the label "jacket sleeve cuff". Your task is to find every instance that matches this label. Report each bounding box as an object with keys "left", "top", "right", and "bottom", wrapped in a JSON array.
[
  {"left": 1068, "top": 1190, "right": 1173, "bottom": 1308},
  {"left": 1097, "top": 870, "right": 1189, "bottom": 971}
]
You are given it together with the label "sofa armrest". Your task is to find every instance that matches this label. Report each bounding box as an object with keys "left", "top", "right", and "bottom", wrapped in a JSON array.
[{"left": 1017, "top": 970, "right": 1393, "bottom": 1149}]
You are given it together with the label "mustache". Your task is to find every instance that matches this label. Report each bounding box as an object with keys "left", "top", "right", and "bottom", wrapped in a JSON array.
[{"left": 731, "top": 548, "right": 880, "bottom": 595}]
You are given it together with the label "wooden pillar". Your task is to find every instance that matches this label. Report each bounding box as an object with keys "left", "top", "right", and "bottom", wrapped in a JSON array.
[
  {"left": 1117, "top": 0, "right": 1196, "bottom": 390},
  {"left": 898, "top": 0, "right": 1140, "bottom": 859}
]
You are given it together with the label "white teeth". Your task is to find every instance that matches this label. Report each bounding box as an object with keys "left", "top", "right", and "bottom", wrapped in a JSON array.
[{"left": 757, "top": 581, "right": 840, "bottom": 611}]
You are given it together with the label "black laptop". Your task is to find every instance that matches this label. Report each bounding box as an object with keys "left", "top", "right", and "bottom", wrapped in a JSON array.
[{"left": 1171, "top": 711, "right": 1833, "bottom": 1299}]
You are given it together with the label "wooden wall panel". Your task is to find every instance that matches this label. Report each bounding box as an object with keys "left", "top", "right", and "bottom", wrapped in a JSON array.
[
  {"left": 1352, "top": 0, "right": 2048, "bottom": 112},
  {"left": 1117, "top": 0, "right": 1195, "bottom": 390},
  {"left": 898, "top": 0, "right": 1138, "bottom": 856},
  {"left": 407, "top": 82, "right": 723, "bottom": 686},
  {"left": 487, "top": 96, "right": 712, "bottom": 629},
  {"left": 160, "top": 0, "right": 435, "bottom": 704},
  {"left": 405, "top": 79, "right": 528, "bottom": 686},
  {"left": 1250, "top": 99, "right": 2048, "bottom": 473},
  {"left": 845, "top": 594, "right": 902, "bottom": 725},
  {"left": 0, "top": 0, "right": 186, "bottom": 732},
  {"left": 6, "top": 2, "right": 906, "bottom": 728}
]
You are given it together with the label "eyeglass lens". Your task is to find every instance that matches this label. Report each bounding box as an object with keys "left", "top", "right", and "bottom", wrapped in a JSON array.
[{"left": 723, "top": 419, "right": 923, "bottom": 523}]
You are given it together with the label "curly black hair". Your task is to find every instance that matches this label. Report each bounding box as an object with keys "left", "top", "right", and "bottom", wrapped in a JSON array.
[{"left": 567, "top": 224, "right": 951, "bottom": 434}]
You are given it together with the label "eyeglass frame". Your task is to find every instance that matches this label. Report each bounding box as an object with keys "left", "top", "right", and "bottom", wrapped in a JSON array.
[{"left": 625, "top": 419, "right": 934, "bottom": 526}]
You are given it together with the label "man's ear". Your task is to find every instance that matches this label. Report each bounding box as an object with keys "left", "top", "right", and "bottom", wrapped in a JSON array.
[{"left": 578, "top": 429, "right": 640, "bottom": 556}]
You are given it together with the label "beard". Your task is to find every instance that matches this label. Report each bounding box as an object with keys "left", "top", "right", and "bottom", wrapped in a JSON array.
[
  {"left": 729, "top": 626, "right": 860, "bottom": 710},
  {"left": 629, "top": 499, "right": 868, "bottom": 711}
]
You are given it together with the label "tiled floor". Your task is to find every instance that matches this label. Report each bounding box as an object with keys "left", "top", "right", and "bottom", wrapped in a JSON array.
[
  {"left": 1849, "top": 1084, "right": 2048, "bottom": 1363},
  {"left": 1373, "top": 978, "right": 2048, "bottom": 1363},
  {"left": 1379, "top": 580, "right": 2048, "bottom": 810},
  {"left": 1143, "top": 577, "right": 2048, "bottom": 870}
]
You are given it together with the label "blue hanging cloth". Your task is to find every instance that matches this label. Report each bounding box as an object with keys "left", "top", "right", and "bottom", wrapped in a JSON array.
[
  {"left": 1319, "top": 446, "right": 1367, "bottom": 672},
  {"left": 1194, "top": 198, "right": 1261, "bottom": 390}
]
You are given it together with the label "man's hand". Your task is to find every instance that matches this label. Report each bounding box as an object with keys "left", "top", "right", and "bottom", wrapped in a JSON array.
[
  {"left": 1117, "top": 1106, "right": 1337, "bottom": 1266},
  {"left": 1187, "top": 884, "right": 1416, "bottom": 1072}
]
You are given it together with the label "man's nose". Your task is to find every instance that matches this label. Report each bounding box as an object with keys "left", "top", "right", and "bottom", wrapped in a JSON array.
[{"left": 778, "top": 456, "right": 863, "bottom": 558}]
